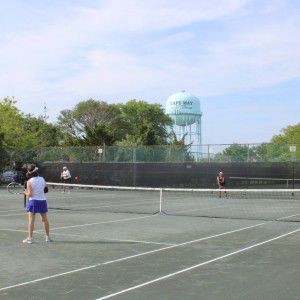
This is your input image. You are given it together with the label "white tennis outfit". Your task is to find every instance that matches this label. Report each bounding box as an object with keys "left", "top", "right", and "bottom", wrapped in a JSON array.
[
  {"left": 26, "top": 176, "right": 48, "bottom": 214},
  {"left": 62, "top": 170, "right": 71, "bottom": 179},
  {"left": 28, "top": 177, "right": 46, "bottom": 200}
]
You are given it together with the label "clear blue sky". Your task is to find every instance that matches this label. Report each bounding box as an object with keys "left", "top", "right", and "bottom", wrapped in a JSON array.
[{"left": 0, "top": 0, "right": 299, "bottom": 144}]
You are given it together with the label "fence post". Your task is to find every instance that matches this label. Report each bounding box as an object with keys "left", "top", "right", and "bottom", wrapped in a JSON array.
[
  {"left": 133, "top": 147, "right": 136, "bottom": 163},
  {"left": 159, "top": 188, "right": 163, "bottom": 213},
  {"left": 103, "top": 143, "right": 106, "bottom": 162},
  {"left": 247, "top": 144, "right": 250, "bottom": 162},
  {"left": 133, "top": 147, "right": 137, "bottom": 186},
  {"left": 290, "top": 145, "right": 296, "bottom": 190},
  {"left": 292, "top": 157, "right": 295, "bottom": 190},
  {"left": 208, "top": 145, "right": 210, "bottom": 163}
]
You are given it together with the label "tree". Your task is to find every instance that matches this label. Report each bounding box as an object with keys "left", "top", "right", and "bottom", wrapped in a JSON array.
[
  {"left": 271, "top": 123, "right": 300, "bottom": 144},
  {"left": 117, "top": 100, "right": 173, "bottom": 145},
  {"left": 57, "top": 99, "right": 173, "bottom": 147},
  {"left": 167, "top": 131, "right": 194, "bottom": 161},
  {"left": 0, "top": 97, "right": 32, "bottom": 151},
  {"left": 255, "top": 123, "right": 300, "bottom": 161},
  {"left": 0, "top": 133, "right": 9, "bottom": 169},
  {"left": 0, "top": 97, "right": 61, "bottom": 165},
  {"left": 24, "top": 116, "right": 61, "bottom": 147},
  {"left": 213, "top": 144, "right": 254, "bottom": 162},
  {"left": 57, "top": 99, "right": 122, "bottom": 146},
  {"left": 213, "top": 123, "right": 300, "bottom": 162},
  {"left": 83, "top": 124, "right": 115, "bottom": 146}
]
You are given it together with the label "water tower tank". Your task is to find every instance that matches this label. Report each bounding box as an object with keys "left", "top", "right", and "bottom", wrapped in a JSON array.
[{"left": 166, "top": 91, "right": 201, "bottom": 126}]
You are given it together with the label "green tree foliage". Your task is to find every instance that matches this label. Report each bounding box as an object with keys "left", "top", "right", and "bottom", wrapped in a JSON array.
[
  {"left": 214, "top": 124, "right": 300, "bottom": 162},
  {"left": 0, "top": 97, "right": 31, "bottom": 150},
  {"left": 58, "top": 99, "right": 172, "bottom": 146},
  {"left": 115, "top": 135, "right": 144, "bottom": 147},
  {"left": 83, "top": 124, "right": 115, "bottom": 146},
  {"left": 0, "top": 97, "right": 60, "bottom": 165},
  {"left": 271, "top": 123, "right": 300, "bottom": 144},
  {"left": 24, "top": 116, "right": 61, "bottom": 148},
  {"left": 167, "top": 131, "right": 194, "bottom": 161},
  {"left": 0, "top": 133, "right": 9, "bottom": 168},
  {"left": 117, "top": 100, "right": 172, "bottom": 145},
  {"left": 57, "top": 99, "right": 121, "bottom": 145},
  {"left": 255, "top": 123, "right": 300, "bottom": 161},
  {"left": 213, "top": 144, "right": 254, "bottom": 162}
]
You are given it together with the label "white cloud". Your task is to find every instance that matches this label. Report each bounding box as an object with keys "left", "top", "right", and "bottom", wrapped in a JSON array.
[
  {"left": 0, "top": 0, "right": 299, "bottom": 125},
  {"left": 87, "top": 0, "right": 252, "bottom": 32},
  {"left": 61, "top": 50, "right": 169, "bottom": 95}
]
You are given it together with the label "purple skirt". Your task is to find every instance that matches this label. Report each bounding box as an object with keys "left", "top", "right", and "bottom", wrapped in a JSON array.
[{"left": 27, "top": 200, "right": 48, "bottom": 214}]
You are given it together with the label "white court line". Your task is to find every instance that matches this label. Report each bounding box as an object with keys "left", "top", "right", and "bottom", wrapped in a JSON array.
[
  {"left": 48, "top": 198, "right": 157, "bottom": 210},
  {"left": 0, "top": 229, "right": 174, "bottom": 246},
  {"left": 97, "top": 228, "right": 300, "bottom": 300},
  {"left": 43, "top": 205, "right": 228, "bottom": 232},
  {"left": 37, "top": 214, "right": 156, "bottom": 232},
  {"left": 46, "top": 205, "right": 226, "bottom": 232},
  {"left": 277, "top": 213, "right": 300, "bottom": 220},
  {"left": 170, "top": 204, "right": 229, "bottom": 214},
  {"left": 40, "top": 208, "right": 300, "bottom": 233},
  {"left": 0, "top": 208, "right": 25, "bottom": 213},
  {"left": 0, "top": 213, "right": 26, "bottom": 217},
  {"left": 0, "top": 220, "right": 271, "bottom": 292},
  {"left": 97, "top": 238, "right": 175, "bottom": 246}
]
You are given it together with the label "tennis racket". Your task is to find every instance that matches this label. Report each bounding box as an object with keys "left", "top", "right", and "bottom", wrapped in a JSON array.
[{"left": 7, "top": 182, "right": 25, "bottom": 195}]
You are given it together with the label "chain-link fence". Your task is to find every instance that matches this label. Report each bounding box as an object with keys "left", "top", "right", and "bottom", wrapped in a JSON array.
[
  {"left": 32, "top": 143, "right": 300, "bottom": 163},
  {"left": 200, "top": 143, "right": 300, "bottom": 163},
  {"left": 1, "top": 143, "right": 299, "bottom": 188},
  {"left": 0, "top": 143, "right": 299, "bottom": 165}
]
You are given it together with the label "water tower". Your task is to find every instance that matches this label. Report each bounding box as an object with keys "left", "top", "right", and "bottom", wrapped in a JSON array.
[{"left": 166, "top": 91, "right": 202, "bottom": 159}]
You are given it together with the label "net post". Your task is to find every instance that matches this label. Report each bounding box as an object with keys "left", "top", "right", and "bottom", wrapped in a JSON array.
[{"left": 159, "top": 188, "right": 163, "bottom": 213}]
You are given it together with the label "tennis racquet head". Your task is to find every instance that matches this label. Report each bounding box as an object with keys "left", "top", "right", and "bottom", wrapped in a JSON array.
[{"left": 7, "top": 182, "right": 24, "bottom": 195}]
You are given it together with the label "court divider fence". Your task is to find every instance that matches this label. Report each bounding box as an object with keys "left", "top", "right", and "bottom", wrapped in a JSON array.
[{"left": 0, "top": 143, "right": 299, "bottom": 188}]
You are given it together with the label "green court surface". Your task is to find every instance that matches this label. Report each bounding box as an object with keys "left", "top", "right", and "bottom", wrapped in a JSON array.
[{"left": 0, "top": 188, "right": 299, "bottom": 299}]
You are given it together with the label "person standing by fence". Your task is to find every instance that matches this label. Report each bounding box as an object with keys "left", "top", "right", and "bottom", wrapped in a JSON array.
[
  {"left": 217, "top": 171, "right": 228, "bottom": 198},
  {"left": 60, "top": 166, "right": 72, "bottom": 193}
]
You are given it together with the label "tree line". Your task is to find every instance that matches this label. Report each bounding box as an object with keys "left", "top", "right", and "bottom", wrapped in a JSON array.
[
  {"left": 0, "top": 97, "right": 190, "bottom": 166},
  {"left": 212, "top": 124, "right": 300, "bottom": 162},
  {"left": 0, "top": 96, "right": 299, "bottom": 166}
]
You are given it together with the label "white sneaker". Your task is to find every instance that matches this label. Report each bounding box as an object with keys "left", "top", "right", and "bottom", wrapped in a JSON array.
[
  {"left": 23, "top": 237, "right": 33, "bottom": 244},
  {"left": 46, "top": 236, "right": 53, "bottom": 242}
]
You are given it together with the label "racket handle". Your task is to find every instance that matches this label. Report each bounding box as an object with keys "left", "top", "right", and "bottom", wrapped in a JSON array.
[{"left": 23, "top": 195, "right": 27, "bottom": 208}]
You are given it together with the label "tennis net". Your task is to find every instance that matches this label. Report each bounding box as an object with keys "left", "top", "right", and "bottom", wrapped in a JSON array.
[
  {"left": 229, "top": 176, "right": 300, "bottom": 189},
  {"left": 46, "top": 183, "right": 300, "bottom": 222}
]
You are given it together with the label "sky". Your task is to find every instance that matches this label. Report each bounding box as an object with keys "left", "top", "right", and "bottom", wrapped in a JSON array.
[{"left": 0, "top": 0, "right": 299, "bottom": 144}]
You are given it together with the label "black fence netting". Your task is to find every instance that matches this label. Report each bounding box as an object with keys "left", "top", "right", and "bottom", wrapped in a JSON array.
[
  {"left": 0, "top": 143, "right": 299, "bottom": 188},
  {"left": 36, "top": 161, "right": 300, "bottom": 189}
]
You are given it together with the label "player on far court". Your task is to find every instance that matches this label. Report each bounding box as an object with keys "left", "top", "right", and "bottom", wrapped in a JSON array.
[
  {"left": 60, "top": 166, "right": 72, "bottom": 193},
  {"left": 217, "top": 171, "right": 228, "bottom": 198},
  {"left": 23, "top": 164, "right": 51, "bottom": 244}
]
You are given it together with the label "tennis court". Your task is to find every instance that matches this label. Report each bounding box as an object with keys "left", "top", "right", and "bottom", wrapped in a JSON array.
[{"left": 0, "top": 184, "right": 299, "bottom": 299}]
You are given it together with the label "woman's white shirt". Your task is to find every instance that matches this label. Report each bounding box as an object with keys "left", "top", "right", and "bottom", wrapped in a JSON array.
[
  {"left": 28, "top": 177, "right": 46, "bottom": 201},
  {"left": 62, "top": 170, "right": 71, "bottom": 179}
]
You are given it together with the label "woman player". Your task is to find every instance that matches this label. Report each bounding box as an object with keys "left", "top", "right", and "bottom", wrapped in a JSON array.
[
  {"left": 217, "top": 171, "right": 228, "bottom": 198},
  {"left": 23, "top": 164, "right": 51, "bottom": 244},
  {"left": 60, "top": 166, "right": 72, "bottom": 193}
]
